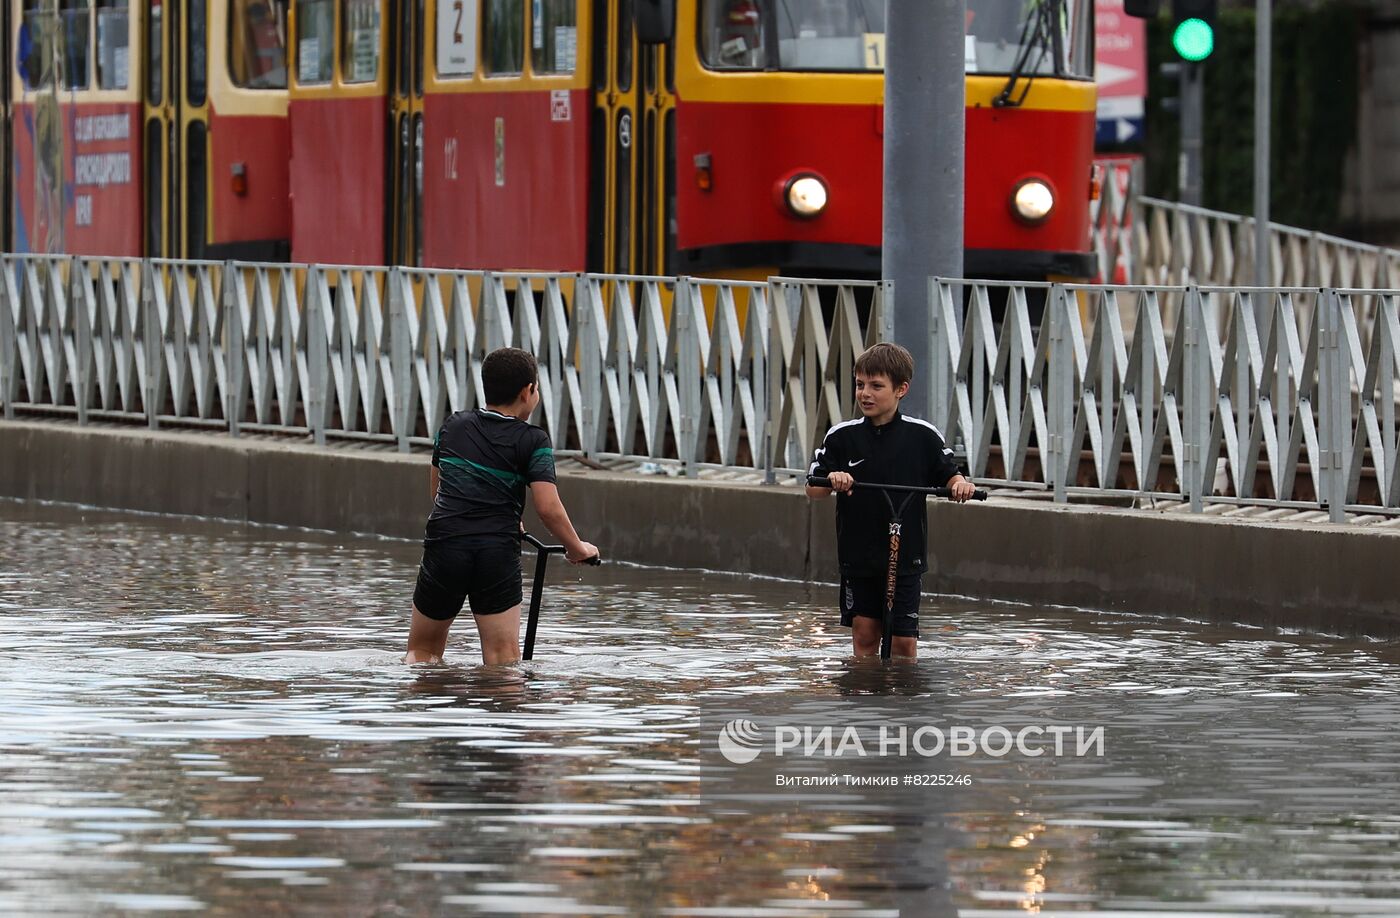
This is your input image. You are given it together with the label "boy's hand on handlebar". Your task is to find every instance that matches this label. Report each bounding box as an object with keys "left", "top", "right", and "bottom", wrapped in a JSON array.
[
  {"left": 567, "top": 541, "right": 600, "bottom": 565},
  {"left": 826, "top": 471, "right": 855, "bottom": 494},
  {"left": 948, "top": 475, "right": 977, "bottom": 503}
]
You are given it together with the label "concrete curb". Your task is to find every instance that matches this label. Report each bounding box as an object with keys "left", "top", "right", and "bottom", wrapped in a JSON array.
[{"left": 2, "top": 419, "right": 1397, "bottom": 637}]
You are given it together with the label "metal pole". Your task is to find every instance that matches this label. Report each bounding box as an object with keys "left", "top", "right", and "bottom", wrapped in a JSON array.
[
  {"left": 0, "top": 261, "right": 14, "bottom": 420},
  {"left": 1179, "top": 64, "right": 1203, "bottom": 207},
  {"left": 1318, "top": 290, "right": 1348, "bottom": 523},
  {"left": 1253, "top": 0, "right": 1272, "bottom": 288},
  {"left": 884, "top": 0, "right": 965, "bottom": 420}
]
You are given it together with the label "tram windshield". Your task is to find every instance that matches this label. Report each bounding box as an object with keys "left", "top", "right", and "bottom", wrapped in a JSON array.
[{"left": 699, "top": 0, "right": 1093, "bottom": 80}]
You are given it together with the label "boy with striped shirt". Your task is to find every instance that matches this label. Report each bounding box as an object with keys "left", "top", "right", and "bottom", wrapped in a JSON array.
[{"left": 405, "top": 348, "right": 598, "bottom": 664}]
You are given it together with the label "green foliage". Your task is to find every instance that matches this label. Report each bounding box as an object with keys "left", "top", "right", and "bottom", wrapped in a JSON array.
[{"left": 1143, "top": 3, "right": 1361, "bottom": 232}]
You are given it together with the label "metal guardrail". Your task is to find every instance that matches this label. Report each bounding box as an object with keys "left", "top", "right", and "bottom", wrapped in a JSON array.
[
  {"left": 1094, "top": 186, "right": 1400, "bottom": 292},
  {"left": 927, "top": 279, "right": 1400, "bottom": 521},
  {"left": 4, "top": 254, "right": 1400, "bottom": 521},
  {"left": 0, "top": 256, "right": 885, "bottom": 483}
]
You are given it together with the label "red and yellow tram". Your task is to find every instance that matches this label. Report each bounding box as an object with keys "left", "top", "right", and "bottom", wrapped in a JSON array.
[
  {"left": 9, "top": 0, "right": 289, "bottom": 260},
  {"left": 7, "top": 0, "right": 1097, "bottom": 281}
]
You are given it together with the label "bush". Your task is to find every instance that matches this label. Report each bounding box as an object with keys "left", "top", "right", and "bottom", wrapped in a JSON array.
[{"left": 1142, "top": 3, "right": 1360, "bottom": 233}]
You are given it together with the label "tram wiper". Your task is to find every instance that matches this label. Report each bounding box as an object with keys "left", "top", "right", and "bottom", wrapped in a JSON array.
[{"left": 993, "top": 0, "right": 1062, "bottom": 108}]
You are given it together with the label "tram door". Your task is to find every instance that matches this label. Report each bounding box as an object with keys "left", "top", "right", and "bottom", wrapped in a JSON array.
[
  {"left": 144, "top": 0, "right": 211, "bottom": 258},
  {"left": 386, "top": 0, "right": 423, "bottom": 266},
  {"left": 592, "top": 0, "right": 674, "bottom": 276}
]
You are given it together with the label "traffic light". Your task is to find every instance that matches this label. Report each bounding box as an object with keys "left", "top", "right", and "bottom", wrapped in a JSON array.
[{"left": 1170, "top": 0, "right": 1217, "bottom": 62}]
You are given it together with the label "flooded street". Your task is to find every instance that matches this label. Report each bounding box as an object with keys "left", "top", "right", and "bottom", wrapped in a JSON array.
[{"left": 4, "top": 499, "right": 1400, "bottom": 916}]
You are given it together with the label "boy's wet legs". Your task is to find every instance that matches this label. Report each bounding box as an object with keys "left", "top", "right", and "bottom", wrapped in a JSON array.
[
  {"left": 851, "top": 616, "right": 917, "bottom": 659},
  {"left": 405, "top": 605, "right": 452, "bottom": 663},
  {"left": 475, "top": 605, "right": 523, "bottom": 664},
  {"left": 405, "top": 605, "right": 524, "bottom": 664}
]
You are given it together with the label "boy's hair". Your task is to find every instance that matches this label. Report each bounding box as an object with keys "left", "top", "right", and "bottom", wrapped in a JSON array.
[
  {"left": 854, "top": 343, "right": 915, "bottom": 389},
  {"left": 482, "top": 347, "right": 539, "bottom": 406}
]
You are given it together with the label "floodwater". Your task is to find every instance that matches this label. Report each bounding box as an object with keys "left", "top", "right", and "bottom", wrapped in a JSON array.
[{"left": 4, "top": 501, "right": 1400, "bottom": 917}]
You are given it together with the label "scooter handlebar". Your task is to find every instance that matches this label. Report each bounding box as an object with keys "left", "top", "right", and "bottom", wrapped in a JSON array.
[
  {"left": 807, "top": 476, "right": 989, "bottom": 501},
  {"left": 520, "top": 531, "right": 602, "bottom": 564}
]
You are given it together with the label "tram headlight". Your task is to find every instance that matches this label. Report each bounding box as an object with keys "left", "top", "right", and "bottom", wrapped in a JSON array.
[
  {"left": 1011, "top": 178, "right": 1056, "bottom": 225},
  {"left": 784, "top": 174, "right": 829, "bottom": 219}
]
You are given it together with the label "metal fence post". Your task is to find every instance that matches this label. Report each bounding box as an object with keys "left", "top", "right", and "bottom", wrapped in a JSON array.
[
  {"left": 44, "top": 260, "right": 66, "bottom": 411},
  {"left": 72, "top": 257, "right": 89, "bottom": 426},
  {"left": 763, "top": 279, "right": 779, "bottom": 484},
  {"left": 928, "top": 276, "right": 949, "bottom": 433},
  {"left": 0, "top": 260, "right": 13, "bottom": 419},
  {"left": 1182, "top": 286, "right": 1207, "bottom": 512},
  {"left": 142, "top": 260, "right": 159, "bottom": 430},
  {"left": 1318, "top": 288, "right": 1349, "bottom": 522},
  {"left": 676, "top": 280, "right": 701, "bottom": 477},
  {"left": 388, "top": 269, "right": 413, "bottom": 453},
  {"left": 306, "top": 267, "right": 328, "bottom": 447},
  {"left": 1048, "top": 285, "right": 1073, "bottom": 502},
  {"left": 224, "top": 262, "right": 242, "bottom": 437},
  {"left": 577, "top": 280, "right": 598, "bottom": 459},
  {"left": 880, "top": 278, "right": 894, "bottom": 344}
]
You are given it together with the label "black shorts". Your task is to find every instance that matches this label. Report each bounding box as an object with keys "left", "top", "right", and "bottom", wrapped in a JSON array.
[
  {"left": 413, "top": 539, "right": 522, "bottom": 621},
  {"left": 839, "top": 573, "right": 922, "bottom": 638}
]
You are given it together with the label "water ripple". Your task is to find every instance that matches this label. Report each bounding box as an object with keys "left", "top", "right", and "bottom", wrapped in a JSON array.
[{"left": 4, "top": 500, "right": 1400, "bottom": 915}]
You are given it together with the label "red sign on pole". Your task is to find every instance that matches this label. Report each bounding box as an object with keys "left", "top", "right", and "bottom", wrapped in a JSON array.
[{"left": 1095, "top": 0, "right": 1147, "bottom": 143}]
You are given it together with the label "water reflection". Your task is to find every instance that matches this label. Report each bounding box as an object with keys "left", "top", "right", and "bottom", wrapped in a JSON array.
[{"left": 3, "top": 500, "right": 1400, "bottom": 915}]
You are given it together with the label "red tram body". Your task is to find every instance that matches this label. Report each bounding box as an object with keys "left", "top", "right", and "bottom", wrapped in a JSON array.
[
  {"left": 10, "top": 2, "right": 142, "bottom": 255},
  {"left": 8, "top": 0, "right": 290, "bottom": 261}
]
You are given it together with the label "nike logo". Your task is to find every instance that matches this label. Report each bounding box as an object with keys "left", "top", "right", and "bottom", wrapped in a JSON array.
[{"left": 847, "top": 459, "right": 865, "bottom": 467}]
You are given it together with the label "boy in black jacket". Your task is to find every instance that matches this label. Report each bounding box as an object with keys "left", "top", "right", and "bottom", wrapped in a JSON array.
[{"left": 806, "top": 343, "right": 975, "bottom": 659}]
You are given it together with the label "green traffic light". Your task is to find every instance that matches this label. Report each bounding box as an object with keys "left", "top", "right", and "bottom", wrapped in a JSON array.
[{"left": 1172, "top": 17, "right": 1215, "bottom": 61}]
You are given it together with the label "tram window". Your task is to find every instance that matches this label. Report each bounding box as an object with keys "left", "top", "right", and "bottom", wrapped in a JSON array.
[
  {"left": 61, "top": 0, "right": 91, "bottom": 89},
  {"left": 147, "top": 0, "right": 162, "bottom": 103},
  {"left": 189, "top": 0, "right": 208, "bottom": 105},
  {"left": 1066, "top": 0, "right": 1093, "bottom": 79},
  {"left": 146, "top": 118, "right": 163, "bottom": 254},
  {"left": 966, "top": 1, "right": 1062, "bottom": 76},
  {"left": 530, "top": 0, "right": 576, "bottom": 75},
  {"left": 19, "top": 4, "right": 49, "bottom": 90},
  {"left": 396, "top": 0, "right": 410, "bottom": 93},
  {"left": 414, "top": 0, "right": 424, "bottom": 95},
  {"left": 774, "top": 0, "right": 884, "bottom": 72},
  {"left": 615, "top": 0, "right": 631, "bottom": 90},
  {"left": 96, "top": 0, "right": 129, "bottom": 90},
  {"left": 589, "top": 0, "right": 605, "bottom": 90},
  {"left": 699, "top": 0, "right": 764, "bottom": 70},
  {"left": 342, "top": 0, "right": 380, "bottom": 82},
  {"left": 229, "top": 0, "right": 288, "bottom": 88},
  {"left": 187, "top": 122, "right": 208, "bottom": 257},
  {"left": 295, "top": 0, "right": 334, "bottom": 83},
  {"left": 484, "top": 0, "right": 522, "bottom": 75},
  {"left": 700, "top": 0, "right": 895, "bottom": 72}
]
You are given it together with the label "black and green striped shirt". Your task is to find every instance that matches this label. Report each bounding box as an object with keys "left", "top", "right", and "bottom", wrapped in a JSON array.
[{"left": 425, "top": 408, "right": 557, "bottom": 544}]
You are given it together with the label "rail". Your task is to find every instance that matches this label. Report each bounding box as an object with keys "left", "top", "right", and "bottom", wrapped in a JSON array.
[
  {"left": 927, "top": 279, "right": 1400, "bottom": 521},
  {"left": 0, "top": 256, "right": 884, "bottom": 483},
  {"left": 3, "top": 254, "right": 1399, "bottom": 521},
  {"left": 1092, "top": 177, "right": 1400, "bottom": 292}
]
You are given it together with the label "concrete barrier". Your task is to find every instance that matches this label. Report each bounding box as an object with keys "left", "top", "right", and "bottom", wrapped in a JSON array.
[{"left": 2, "top": 419, "right": 1397, "bottom": 636}]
